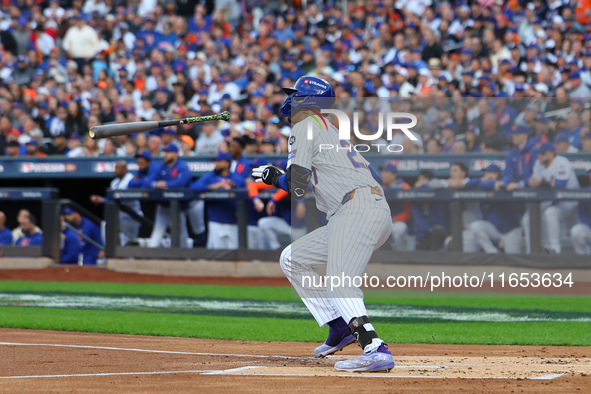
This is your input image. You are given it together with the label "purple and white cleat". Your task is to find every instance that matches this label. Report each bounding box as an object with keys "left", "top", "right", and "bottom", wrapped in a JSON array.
[
  {"left": 314, "top": 333, "right": 355, "bottom": 357},
  {"left": 334, "top": 343, "right": 394, "bottom": 372}
]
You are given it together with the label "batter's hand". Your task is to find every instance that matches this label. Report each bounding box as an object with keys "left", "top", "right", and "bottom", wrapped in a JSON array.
[{"left": 252, "top": 165, "right": 285, "bottom": 187}]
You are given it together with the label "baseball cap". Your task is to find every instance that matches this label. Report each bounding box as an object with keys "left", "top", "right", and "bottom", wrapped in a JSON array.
[
  {"left": 162, "top": 144, "right": 179, "bottom": 153},
  {"left": 442, "top": 122, "right": 458, "bottom": 132},
  {"left": 554, "top": 133, "right": 570, "bottom": 143},
  {"left": 135, "top": 150, "right": 152, "bottom": 161},
  {"left": 484, "top": 164, "right": 501, "bottom": 173},
  {"left": 467, "top": 124, "right": 480, "bottom": 136},
  {"left": 26, "top": 139, "right": 38, "bottom": 146},
  {"left": 380, "top": 160, "right": 397, "bottom": 173},
  {"left": 536, "top": 113, "right": 549, "bottom": 122},
  {"left": 511, "top": 125, "right": 530, "bottom": 134},
  {"left": 7, "top": 140, "right": 20, "bottom": 147},
  {"left": 163, "top": 128, "right": 176, "bottom": 136},
  {"left": 538, "top": 142, "right": 555, "bottom": 153},
  {"left": 428, "top": 58, "right": 441, "bottom": 69},
  {"left": 215, "top": 152, "right": 232, "bottom": 162},
  {"left": 569, "top": 71, "right": 581, "bottom": 79},
  {"left": 63, "top": 207, "right": 76, "bottom": 215},
  {"left": 179, "top": 135, "right": 194, "bottom": 149}
]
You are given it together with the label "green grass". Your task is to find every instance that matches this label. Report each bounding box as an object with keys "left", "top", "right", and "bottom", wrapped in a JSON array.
[
  {"left": 0, "top": 306, "right": 588, "bottom": 346},
  {"left": 0, "top": 280, "right": 589, "bottom": 346}
]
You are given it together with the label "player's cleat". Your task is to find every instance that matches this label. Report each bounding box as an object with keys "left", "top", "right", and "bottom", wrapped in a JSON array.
[
  {"left": 314, "top": 333, "right": 355, "bottom": 357},
  {"left": 334, "top": 343, "right": 394, "bottom": 373}
]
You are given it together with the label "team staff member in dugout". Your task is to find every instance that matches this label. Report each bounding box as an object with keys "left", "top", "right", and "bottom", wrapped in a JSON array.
[
  {"left": 128, "top": 149, "right": 159, "bottom": 188},
  {"left": 144, "top": 144, "right": 192, "bottom": 248},
  {"left": 63, "top": 207, "right": 103, "bottom": 265},
  {"left": 190, "top": 152, "right": 245, "bottom": 249}
]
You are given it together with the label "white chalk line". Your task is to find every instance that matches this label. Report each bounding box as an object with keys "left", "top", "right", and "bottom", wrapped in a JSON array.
[
  {"left": 0, "top": 342, "right": 309, "bottom": 360},
  {"left": 202, "top": 366, "right": 261, "bottom": 375},
  {"left": 0, "top": 370, "right": 210, "bottom": 380},
  {"left": 531, "top": 373, "right": 568, "bottom": 380},
  {"left": 0, "top": 342, "right": 572, "bottom": 381}
]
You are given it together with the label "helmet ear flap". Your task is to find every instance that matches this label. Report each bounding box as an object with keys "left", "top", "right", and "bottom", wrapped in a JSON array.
[{"left": 280, "top": 95, "right": 293, "bottom": 117}]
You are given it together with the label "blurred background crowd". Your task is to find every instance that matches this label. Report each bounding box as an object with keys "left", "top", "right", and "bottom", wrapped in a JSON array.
[
  {"left": 0, "top": 0, "right": 590, "bottom": 158},
  {"left": 2, "top": 0, "right": 591, "bottom": 260}
]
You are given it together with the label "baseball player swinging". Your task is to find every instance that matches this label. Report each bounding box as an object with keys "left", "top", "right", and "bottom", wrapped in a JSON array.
[{"left": 252, "top": 76, "right": 394, "bottom": 372}]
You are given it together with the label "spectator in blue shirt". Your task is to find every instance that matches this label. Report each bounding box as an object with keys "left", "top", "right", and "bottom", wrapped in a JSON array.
[
  {"left": 0, "top": 211, "right": 13, "bottom": 245},
  {"left": 190, "top": 152, "right": 246, "bottom": 249},
  {"left": 15, "top": 214, "right": 43, "bottom": 246},
  {"left": 63, "top": 207, "right": 103, "bottom": 265}
]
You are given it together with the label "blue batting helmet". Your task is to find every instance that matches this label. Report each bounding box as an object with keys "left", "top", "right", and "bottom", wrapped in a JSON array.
[{"left": 280, "top": 76, "right": 336, "bottom": 117}]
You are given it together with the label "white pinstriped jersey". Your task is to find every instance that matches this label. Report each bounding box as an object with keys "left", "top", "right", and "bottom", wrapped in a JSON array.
[{"left": 287, "top": 115, "right": 382, "bottom": 218}]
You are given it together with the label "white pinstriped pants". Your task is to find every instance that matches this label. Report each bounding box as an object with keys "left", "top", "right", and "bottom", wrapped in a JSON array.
[{"left": 279, "top": 187, "right": 391, "bottom": 327}]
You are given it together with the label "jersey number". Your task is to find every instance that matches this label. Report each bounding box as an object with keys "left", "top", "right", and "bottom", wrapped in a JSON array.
[{"left": 340, "top": 141, "right": 367, "bottom": 169}]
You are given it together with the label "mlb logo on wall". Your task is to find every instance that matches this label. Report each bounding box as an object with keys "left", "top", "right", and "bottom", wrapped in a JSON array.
[{"left": 303, "top": 80, "right": 309, "bottom": 84}]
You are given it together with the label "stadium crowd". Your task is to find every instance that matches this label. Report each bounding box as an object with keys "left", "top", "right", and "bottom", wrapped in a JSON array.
[
  {"left": 0, "top": 0, "right": 590, "bottom": 158},
  {"left": 2, "top": 0, "right": 591, "bottom": 259}
]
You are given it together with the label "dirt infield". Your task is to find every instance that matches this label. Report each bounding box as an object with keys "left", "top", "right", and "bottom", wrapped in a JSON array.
[
  {"left": 1, "top": 267, "right": 590, "bottom": 391},
  {"left": 0, "top": 329, "right": 589, "bottom": 393},
  {"left": 0, "top": 266, "right": 291, "bottom": 286}
]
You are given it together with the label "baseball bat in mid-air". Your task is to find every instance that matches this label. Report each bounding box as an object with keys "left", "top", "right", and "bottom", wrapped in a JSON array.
[{"left": 88, "top": 111, "right": 231, "bottom": 139}]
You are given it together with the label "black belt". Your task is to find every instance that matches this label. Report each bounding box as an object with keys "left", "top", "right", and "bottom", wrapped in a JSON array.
[{"left": 341, "top": 187, "right": 383, "bottom": 205}]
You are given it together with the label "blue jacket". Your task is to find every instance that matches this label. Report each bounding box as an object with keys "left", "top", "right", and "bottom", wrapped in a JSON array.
[
  {"left": 145, "top": 159, "right": 192, "bottom": 207},
  {"left": 476, "top": 179, "right": 520, "bottom": 234},
  {"left": 135, "top": 29, "right": 163, "bottom": 52},
  {"left": 498, "top": 105, "right": 518, "bottom": 139},
  {"left": 128, "top": 163, "right": 159, "bottom": 188},
  {"left": 190, "top": 172, "right": 246, "bottom": 224},
  {"left": 74, "top": 217, "right": 102, "bottom": 265},
  {"left": 233, "top": 156, "right": 255, "bottom": 181},
  {"left": 60, "top": 227, "right": 81, "bottom": 264},
  {"left": 411, "top": 202, "right": 446, "bottom": 240},
  {"left": 501, "top": 138, "right": 538, "bottom": 188},
  {"left": 411, "top": 185, "right": 446, "bottom": 239},
  {"left": 0, "top": 227, "right": 12, "bottom": 245},
  {"left": 15, "top": 232, "right": 43, "bottom": 246},
  {"left": 578, "top": 186, "right": 591, "bottom": 228},
  {"left": 556, "top": 125, "right": 582, "bottom": 150}
]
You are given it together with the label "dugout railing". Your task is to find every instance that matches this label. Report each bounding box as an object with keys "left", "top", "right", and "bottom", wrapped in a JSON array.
[
  {"left": 105, "top": 188, "right": 591, "bottom": 268},
  {"left": 0, "top": 188, "right": 61, "bottom": 260}
]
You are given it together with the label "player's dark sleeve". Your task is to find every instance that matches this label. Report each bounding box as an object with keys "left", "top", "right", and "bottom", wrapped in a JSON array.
[
  {"left": 190, "top": 173, "right": 214, "bottom": 193},
  {"left": 283, "top": 164, "right": 312, "bottom": 198},
  {"left": 368, "top": 164, "right": 383, "bottom": 185}
]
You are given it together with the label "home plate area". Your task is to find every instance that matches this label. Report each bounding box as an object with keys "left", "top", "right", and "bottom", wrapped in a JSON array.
[
  {"left": 220, "top": 354, "right": 590, "bottom": 380},
  {"left": 1, "top": 329, "right": 590, "bottom": 392}
]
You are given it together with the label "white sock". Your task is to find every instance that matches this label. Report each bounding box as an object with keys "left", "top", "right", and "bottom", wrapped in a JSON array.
[{"left": 363, "top": 338, "right": 384, "bottom": 354}]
